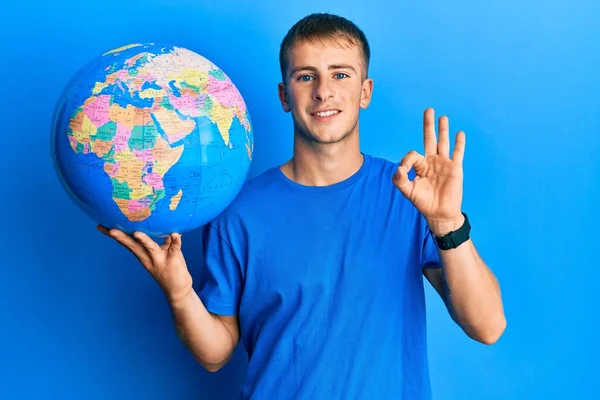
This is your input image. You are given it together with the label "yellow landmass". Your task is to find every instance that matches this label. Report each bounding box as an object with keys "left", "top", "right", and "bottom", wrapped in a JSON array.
[
  {"left": 152, "top": 134, "right": 185, "bottom": 175},
  {"left": 81, "top": 113, "right": 97, "bottom": 137},
  {"left": 209, "top": 101, "right": 234, "bottom": 146},
  {"left": 138, "top": 88, "right": 166, "bottom": 99},
  {"left": 68, "top": 113, "right": 96, "bottom": 150},
  {"left": 169, "top": 189, "right": 183, "bottom": 211},
  {"left": 151, "top": 108, "right": 196, "bottom": 144}
]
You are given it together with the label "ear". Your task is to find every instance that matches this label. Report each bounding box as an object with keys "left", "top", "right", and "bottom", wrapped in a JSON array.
[
  {"left": 278, "top": 82, "right": 291, "bottom": 112},
  {"left": 359, "top": 78, "right": 374, "bottom": 109}
]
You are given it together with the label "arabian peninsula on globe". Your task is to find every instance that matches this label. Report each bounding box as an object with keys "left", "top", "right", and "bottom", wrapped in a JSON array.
[{"left": 51, "top": 43, "right": 254, "bottom": 237}]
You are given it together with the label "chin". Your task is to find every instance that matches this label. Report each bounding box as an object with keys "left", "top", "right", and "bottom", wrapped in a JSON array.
[
  {"left": 303, "top": 130, "right": 353, "bottom": 145},
  {"left": 296, "top": 123, "right": 357, "bottom": 146}
]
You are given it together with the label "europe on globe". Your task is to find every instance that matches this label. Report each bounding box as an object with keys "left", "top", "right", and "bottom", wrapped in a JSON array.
[{"left": 50, "top": 43, "right": 254, "bottom": 237}]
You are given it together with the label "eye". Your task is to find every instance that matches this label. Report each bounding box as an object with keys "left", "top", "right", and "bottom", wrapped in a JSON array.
[
  {"left": 297, "top": 75, "right": 314, "bottom": 82},
  {"left": 334, "top": 73, "right": 349, "bottom": 79}
]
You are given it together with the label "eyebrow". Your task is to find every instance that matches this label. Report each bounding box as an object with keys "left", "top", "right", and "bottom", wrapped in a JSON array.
[{"left": 290, "top": 64, "right": 357, "bottom": 75}]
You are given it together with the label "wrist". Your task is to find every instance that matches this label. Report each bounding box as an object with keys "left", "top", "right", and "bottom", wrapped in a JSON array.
[
  {"left": 427, "top": 214, "right": 465, "bottom": 236},
  {"left": 165, "top": 285, "right": 195, "bottom": 306}
]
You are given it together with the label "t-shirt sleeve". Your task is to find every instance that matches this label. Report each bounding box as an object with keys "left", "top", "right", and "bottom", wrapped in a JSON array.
[
  {"left": 421, "top": 216, "right": 443, "bottom": 269},
  {"left": 196, "top": 223, "right": 242, "bottom": 316}
]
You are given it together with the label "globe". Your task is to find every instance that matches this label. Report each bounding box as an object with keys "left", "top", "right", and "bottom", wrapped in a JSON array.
[{"left": 50, "top": 43, "right": 254, "bottom": 237}]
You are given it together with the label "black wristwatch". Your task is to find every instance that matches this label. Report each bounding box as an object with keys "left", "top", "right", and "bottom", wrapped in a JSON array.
[{"left": 431, "top": 212, "right": 471, "bottom": 250}]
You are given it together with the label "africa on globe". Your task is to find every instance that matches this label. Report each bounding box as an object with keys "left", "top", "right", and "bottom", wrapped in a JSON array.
[{"left": 50, "top": 43, "right": 254, "bottom": 237}]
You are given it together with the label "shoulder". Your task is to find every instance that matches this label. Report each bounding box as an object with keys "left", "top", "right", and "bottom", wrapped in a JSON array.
[
  {"left": 230, "top": 166, "right": 282, "bottom": 209},
  {"left": 362, "top": 153, "right": 426, "bottom": 224},
  {"left": 361, "top": 153, "right": 404, "bottom": 193},
  {"left": 363, "top": 153, "right": 397, "bottom": 171},
  {"left": 206, "top": 166, "right": 281, "bottom": 229},
  {"left": 363, "top": 153, "right": 417, "bottom": 181}
]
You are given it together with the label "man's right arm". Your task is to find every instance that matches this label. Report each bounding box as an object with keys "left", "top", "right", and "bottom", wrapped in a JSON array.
[
  {"left": 96, "top": 226, "right": 240, "bottom": 372},
  {"left": 168, "top": 289, "right": 240, "bottom": 372}
]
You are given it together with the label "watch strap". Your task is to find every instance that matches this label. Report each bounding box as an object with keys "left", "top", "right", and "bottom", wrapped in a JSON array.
[{"left": 431, "top": 212, "right": 471, "bottom": 250}]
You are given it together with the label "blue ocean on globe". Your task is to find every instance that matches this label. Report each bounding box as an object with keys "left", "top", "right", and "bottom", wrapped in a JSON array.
[{"left": 50, "top": 43, "right": 254, "bottom": 237}]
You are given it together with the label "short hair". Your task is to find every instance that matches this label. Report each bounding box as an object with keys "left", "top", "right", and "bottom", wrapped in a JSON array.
[{"left": 279, "top": 13, "right": 371, "bottom": 81}]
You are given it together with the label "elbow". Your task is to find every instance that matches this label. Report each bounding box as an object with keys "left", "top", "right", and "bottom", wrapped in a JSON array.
[
  {"left": 200, "top": 359, "right": 226, "bottom": 373},
  {"left": 202, "top": 362, "right": 224, "bottom": 373},
  {"left": 473, "top": 315, "right": 507, "bottom": 345},
  {"left": 199, "top": 353, "right": 233, "bottom": 373}
]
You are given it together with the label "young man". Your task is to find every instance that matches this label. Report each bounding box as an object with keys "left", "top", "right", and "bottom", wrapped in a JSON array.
[{"left": 99, "top": 13, "right": 506, "bottom": 399}]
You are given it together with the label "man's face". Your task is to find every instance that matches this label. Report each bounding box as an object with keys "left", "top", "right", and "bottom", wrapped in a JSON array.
[{"left": 278, "top": 38, "right": 373, "bottom": 146}]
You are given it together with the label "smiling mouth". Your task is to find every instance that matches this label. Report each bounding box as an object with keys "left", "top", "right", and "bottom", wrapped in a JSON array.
[{"left": 311, "top": 110, "right": 341, "bottom": 117}]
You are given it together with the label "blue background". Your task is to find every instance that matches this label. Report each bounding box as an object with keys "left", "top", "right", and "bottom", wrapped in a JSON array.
[{"left": 1, "top": 0, "right": 598, "bottom": 399}]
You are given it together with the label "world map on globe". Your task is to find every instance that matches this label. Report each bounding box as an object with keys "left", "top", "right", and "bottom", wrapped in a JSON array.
[{"left": 51, "top": 43, "right": 254, "bottom": 236}]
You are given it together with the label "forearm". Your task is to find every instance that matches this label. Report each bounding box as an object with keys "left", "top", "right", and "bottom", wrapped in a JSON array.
[
  {"left": 438, "top": 239, "right": 506, "bottom": 344},
  {"left": 167, "top": 290, "right": 237, "bottom": 367}
]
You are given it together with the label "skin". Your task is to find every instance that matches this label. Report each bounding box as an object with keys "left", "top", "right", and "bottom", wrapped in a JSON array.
[
  {"left": 98, "top": 35, "right": 506, "bottom": 373},
  {"left": 277, "top": 37, "right": 373, "bottom": 187}
]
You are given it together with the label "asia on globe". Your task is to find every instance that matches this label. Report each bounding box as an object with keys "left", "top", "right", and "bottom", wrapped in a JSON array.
[{"left": 50, "top": 43, "right": 254, "bottom": 237}]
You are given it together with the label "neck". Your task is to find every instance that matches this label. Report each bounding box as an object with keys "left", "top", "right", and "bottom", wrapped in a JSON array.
[{"left": 280, "top": 131, "right": 363, "bottom": 187}]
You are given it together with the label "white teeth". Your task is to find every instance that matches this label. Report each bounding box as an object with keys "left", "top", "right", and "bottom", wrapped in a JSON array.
[{"left": 315, "top": 110, "right": 339, "bottom": 117}]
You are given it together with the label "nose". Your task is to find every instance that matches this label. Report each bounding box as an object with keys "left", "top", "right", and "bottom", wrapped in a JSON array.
[{"left": 313, "top": 79, "right": 334, "bottom": 102}]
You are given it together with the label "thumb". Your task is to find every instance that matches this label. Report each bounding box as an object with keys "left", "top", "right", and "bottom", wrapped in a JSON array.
[
  {"left": 168, "top": 233, "right": 182, "bottom": 252},
  {"left": 392, "top": 165, "right": 413, "bottom": 197}
]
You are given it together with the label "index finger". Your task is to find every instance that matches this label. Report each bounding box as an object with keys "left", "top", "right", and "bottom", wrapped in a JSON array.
[
  {"left": 423, "top": 108, "right": 437, "bottom": 156},
  {"left": 97, "top": 225, "right": 151, "bottom": 265},
  {"left": 452, "top": 131, "right": 466, "bottom": 165}
]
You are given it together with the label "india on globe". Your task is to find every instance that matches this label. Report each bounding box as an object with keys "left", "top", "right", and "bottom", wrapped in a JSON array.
[{"left": 50, "top": 43, "right": 254, "bottom": 237}]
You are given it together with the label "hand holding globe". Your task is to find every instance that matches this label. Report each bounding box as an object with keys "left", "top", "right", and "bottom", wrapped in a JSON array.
[{"left": 97, "top": 225, "right": 192, "bottom": 303}]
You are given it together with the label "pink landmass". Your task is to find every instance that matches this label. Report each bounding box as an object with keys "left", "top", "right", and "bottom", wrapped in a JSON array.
[
  {"left": 133, "top": 148, "right": 155, "bottom": 163},
  {"left": 142, "top": 172, "right": 164, "bottom": 190},
  {"left": 207, "top": 75, "right": 245, "bottom": 109},
  {"left": 207, "top": 75, "right": 251, "bottom": 131},
  {"left": 114, "top": 123, "right": 132, "bottom": 153},
  {"left": 168, "top": 93, "right": 201, "bottom": 117},
  {"left": 83, "top": 95, "right": 112, "bottom": 128},
  {"left": 116, "top": 70, "right": 130, "bottom": 81},
  {"left": 132, "top": 149, "right": 155, "bottom": 164},
  {"left": 105, "top": 162, "right": 120, "bottom": 177},
  {"left": 128, "top": 200, "right": 146, "bottom": 214},
  {"left": 68, "top": 136, "right": 78, "bottom": 150},
  {"left": 138, "top": 72, "right": 157, "bottom": 82}
]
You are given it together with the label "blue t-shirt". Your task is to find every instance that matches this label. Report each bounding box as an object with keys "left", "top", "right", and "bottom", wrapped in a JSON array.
[{"left": 197, "top": 153, "right": 442, "bottom": 399}]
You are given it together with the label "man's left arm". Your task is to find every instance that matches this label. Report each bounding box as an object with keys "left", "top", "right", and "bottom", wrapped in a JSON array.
[
  {"left": 423, "top": 215, "right": 506, "bottom": 345},
  {"left": 393, "top": 108, "right": 506, "bottom": 345}
]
